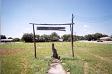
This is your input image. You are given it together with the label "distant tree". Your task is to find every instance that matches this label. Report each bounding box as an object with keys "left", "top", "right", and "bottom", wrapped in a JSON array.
[
  {"left": 77, "top": 36, "right": 85, "bottom": 40},
  {"left": 42, "top": 34, "right": 51, "bottom": 42},
  {"left": 73, "top": 35, "right": 81, "bottom": 41},
  {"left": 67, "top": 36, "right": 71, "bottom": 41},
  {"left": 12, "top": 38, "right": 20, "bottom": 42},
  {"left": 84, "top": 33, "right": 108, "bottom": 41},
  {"left": 62, "top": 34, "right": 85, "bottom": 41},
  {"left": 73, "top": 35, "right": 77, "bottom": 41},
  {"left": 84, "top": 34, "right": 93, "bottom": 41},
  {"left": 35, "top": 35, "right": 40, "bottom": 41},
  {"left": 0, "top": 35, "right": 6, "bottom": 39},
  {"left": 38, "top": 36, "right": 45, "bottom": 42},
  {"left": 102, "top": 34, "right": 108, "bottom": 37},
  {"left": 8, "top": 37, "right": 13, "bottom": 39},
  {"left": 50, "top": 32, "right": 60, "bottom": 41},
  {"left": 22, "top": 33, "right": 33, "bottom": 42},
  {"left": 94, "top": 33, "right": 103, "bottom": 40},
  {"left": 62, "top": 34, "right": 71, "bottom": 41}
]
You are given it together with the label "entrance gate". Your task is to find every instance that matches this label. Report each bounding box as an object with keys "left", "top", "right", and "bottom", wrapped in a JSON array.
[{"left": 30, "top": 14, "right": 75, "bottom": 58}]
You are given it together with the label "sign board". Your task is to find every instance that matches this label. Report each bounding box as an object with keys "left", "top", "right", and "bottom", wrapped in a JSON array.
[{"left": 37, "top": 27, "right": 65, "bottom": 31}]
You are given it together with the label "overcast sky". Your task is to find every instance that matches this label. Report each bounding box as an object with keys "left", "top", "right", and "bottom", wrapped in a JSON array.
[{"left": 1, "top": 0, "right": 112, "bottom": 38}]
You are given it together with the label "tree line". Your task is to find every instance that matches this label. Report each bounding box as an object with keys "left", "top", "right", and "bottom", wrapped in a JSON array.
[
  {"left": 1, "top": 32, "right": 111, "bottom": 42},
  {"left": 21, "top": 32, "right": 109, "bottom": 42},
  {"left": 0, "top": 35, "right": 20, "bottom": 42}
]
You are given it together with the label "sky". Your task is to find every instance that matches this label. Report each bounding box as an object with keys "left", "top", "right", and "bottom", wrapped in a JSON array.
[{"left": 1, "top": 0, "right": 112, "bottom": 38}]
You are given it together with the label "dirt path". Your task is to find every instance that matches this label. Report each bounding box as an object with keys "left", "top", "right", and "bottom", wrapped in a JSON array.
[
  {"left": 20, "top": 57, "right": 29, "bottom": 74},
  {"left": 47, "top": 59, "right": 67, "bottom": 74},
  {"left": 84, "top": 62, "right": 88, "bottom": 74}
]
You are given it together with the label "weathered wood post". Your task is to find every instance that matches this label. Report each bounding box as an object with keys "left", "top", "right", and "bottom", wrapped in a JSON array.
[
  {"left": 33, "top": 24, "right": 37, "bottom": 58},
  {"left": 30, "top": 23, "right": 37, "bottom": 58},
  {"left": 71, "top": 14, "right": 75, "bottom": 58}
]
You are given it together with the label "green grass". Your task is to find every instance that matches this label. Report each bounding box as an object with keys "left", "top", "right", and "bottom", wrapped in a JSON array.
[{"left": 0, "top": 42, "right": 112, "bottom": 74}]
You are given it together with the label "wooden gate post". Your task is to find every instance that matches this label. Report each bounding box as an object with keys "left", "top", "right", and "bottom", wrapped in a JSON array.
[
  {"left": 71, "top": 14, "right": 74, "bottom": 58},
  {"left": 32, "top": 23, "right": 37, "bottom": 58}
]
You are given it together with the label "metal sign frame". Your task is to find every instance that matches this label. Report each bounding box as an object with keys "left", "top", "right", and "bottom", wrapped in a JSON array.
[{"left": 29, "top": 14, "right": 74, "bottom": 58}]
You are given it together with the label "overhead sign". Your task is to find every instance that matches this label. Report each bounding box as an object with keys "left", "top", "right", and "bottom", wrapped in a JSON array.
[{"left": 37, "top": 27, "right": 65, "bottom": 31}]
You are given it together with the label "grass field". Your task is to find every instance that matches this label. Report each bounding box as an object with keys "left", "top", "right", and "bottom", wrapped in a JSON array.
[{"left": 0, "top": 42, "right": 112, "bottom": 74}]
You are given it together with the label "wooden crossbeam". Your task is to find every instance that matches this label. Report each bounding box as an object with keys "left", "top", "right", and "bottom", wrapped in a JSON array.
[{"left": 29, "top": 23, "right": 72, "bottom": 25}]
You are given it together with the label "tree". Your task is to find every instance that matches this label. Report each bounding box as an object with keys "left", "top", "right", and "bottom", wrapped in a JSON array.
[
  {"left": 62, "top": 34, "right": 85, "bottom": 41},
  {"left": 50, "top": 32, "right": 60, "bottom": 41},
  {"left": 12, "top": 38, "right": 20, "bottom": 42},
  {"left": 84, "top": 33, "right": 108, "bottom": 41},
  {"left": 42, "top": 34, "right": 51, "bottom": 42},
  {"left": 38, "top": 36, "right": 45, "bottom": 42},
  {"left": 102, "top": 34, "right": 108, "bottom": 37},
  {"left": 22, "top": 33, "right": 33, "bottom": 42},
  {"left": 94, "top": 33, "right": 103, "bottom": 40},
  {"left": 8, "top": 37, "right": 13, "bottom": 39},
  {"left": 73, "top": 35, "right": 83, "bottom": 41},
  {"left": 35, "top": 35, "right": 40, "bottom": 42},
  {"left": 0, "top": 35, "right": 6, "bottom": 39},
  {"left": 84, "top": 34, "right": 93, "bottom": 41},
  {"left": 62, "top": 34, "right": 71, "bottom": 41},
  {"left": 111, "top": 35, "right": 112, "bottom": 38}
]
